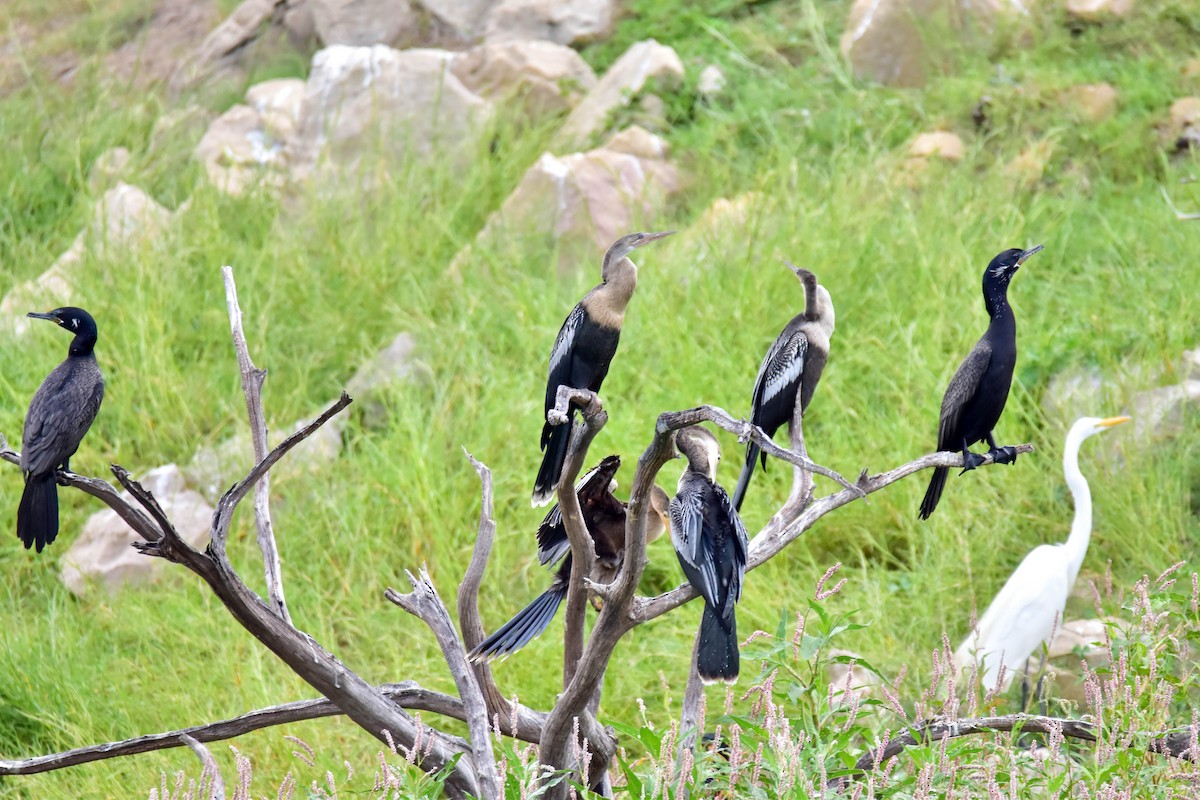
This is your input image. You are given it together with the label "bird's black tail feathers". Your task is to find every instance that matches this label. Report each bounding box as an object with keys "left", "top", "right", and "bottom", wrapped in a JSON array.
[
  {"left": 17, "top": 473, "right": 59, "bottom": 553},
  {"left": 533, "top": 417, "right": 573, "bottom": 507},
  {"left": 469, "top": 581, "right": 568, "bottom": 662},
  {"left": 731, "top": 443, "right": 762, "bottom": 512},
  {"left": 697, "top": 603, "right": 739, "bottom": 684},
  {"left": 918, "top": 466, "right": 948, "bottom": 520}
]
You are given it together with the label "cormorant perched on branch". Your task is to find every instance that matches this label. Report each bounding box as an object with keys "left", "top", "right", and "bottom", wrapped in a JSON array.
[
  {"left": 17, "top": 308, "right": 105, "bottom": 552},
  {"left": 919, "top": 245, "right": 1042, "bottom": 520},
  {"left": 471, "top": 455, "right": 670, "bottom": 661},
  {"left": 732, "top": 263, "right": 835, "bottom": 512},
  {"left": 670, "top": 426, "right": 749, "bottom": 683},
  {"left": 532, "top": 231, "right": 674, "bottom": 507}
]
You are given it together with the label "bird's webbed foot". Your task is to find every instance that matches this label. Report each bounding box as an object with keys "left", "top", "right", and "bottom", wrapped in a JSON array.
[
  {"left": 988, "top": 445, "right": 1019, "bottom": 465},
  {"left": 958, "top": 451, "right": 987, "bottom": 475}
]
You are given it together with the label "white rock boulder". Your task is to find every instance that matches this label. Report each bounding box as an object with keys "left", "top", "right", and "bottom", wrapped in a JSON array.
[
  {"left": 451, "top": 41, "right": 597, "bottom": 118},
  {"left": 558, "top": 39, "right": 684, "bottom": 147},
  {"left": 311, "top": 0, "right": 421, "bottom": 46},
  {"left": 454, "top": 126, "right": 680, "bottom": 274},
  {"left": 289, "top": 45, "right": 492, "bottom": 185},
  {"left": 195, "top": 78, "right": 306, "bottom": 196},
  {"left": 60, "top": 465, "right": 213, "bottom": 597},
  {"left": 482, "top": 0, "right": 614, "bottom": 46}
]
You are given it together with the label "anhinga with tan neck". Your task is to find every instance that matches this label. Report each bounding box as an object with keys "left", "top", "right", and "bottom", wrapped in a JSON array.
[
  {"left": 732, "top": 263, "right": 835, "bottom": 512},
  {"left": 532, "top": 231, "right": 674, "bottom": 507},
  {"left": 17, "top": 307, "right": 105, "bottom": 552},
  {"left": 472, "top": 455, "right": 671, "bottom": 661},
  {"left": 954, "top": 415, "right": 1130, "bottom": 690},
  {"left": 670, "top": 426, "right": 749, "bottom": 683},
  {"left": 919, "top": 245, "right": 1043, "bottom": 519}
]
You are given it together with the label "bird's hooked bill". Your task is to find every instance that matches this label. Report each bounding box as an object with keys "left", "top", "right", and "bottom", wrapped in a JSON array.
[
  {"left": 1016, "top": 244, "right": 1044, "bottom": 265},
  {"left": 1098, "top": 415, "right": 1131, "bottom": 428},
  {"left": 26, "top": 311, "right": 58, "bottom": 322}
]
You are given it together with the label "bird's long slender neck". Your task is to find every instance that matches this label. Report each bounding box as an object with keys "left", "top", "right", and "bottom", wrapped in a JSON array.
[
  {"left": 68, "top": 332, "right": 98, "bottom": 358},
  {"left": 1061, "top": 431, "right": 1092, "bottom": 586},
  {"left": 801, "top": 273, "right": 820, "bottom": 320},
  {"left": 984, "top": 281, "right": 1014, "bottom": 325},
  {"left": 588, "top": 256, "right": 637, "bottom": 329}
]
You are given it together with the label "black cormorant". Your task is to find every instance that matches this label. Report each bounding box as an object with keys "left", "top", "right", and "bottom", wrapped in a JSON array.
[
  {"left": 731, "top": 263, "right": 835, "bottom": 511},
  {"left": 532, "top": 231, "right": 674, "bottom": 507},
  {"left": 918, "top": 245, "right": 1042, "bottom": 520},
  {"left": 17, "top": 307, "right": 105, "bottom": 552},
  {"left": 471, "top": 455, "right": 670, "bottom": 661},
  {"left": 670, "top": 426, "right": 749, "bottom": 683}
]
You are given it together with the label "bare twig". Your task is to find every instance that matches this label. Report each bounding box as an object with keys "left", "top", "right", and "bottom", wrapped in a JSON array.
[
  {"left": 222, "top": 265, "right": 290, "bottom": 624},
  {"left": 179, "top": 734, "right": 226, "bottom": 800},
  {"left": 835, "top": 713, "right": 1200, "bottom": 791},
  {"left": 657, "top": 405, "right": 861, "bottom": 495},
  {"left": 456, "top": 449, "right": 514, "bottom": 731},
  {"left": 1161, "top": 186, "right": 1200, "bottom": 221},
  {"left": 386, "top": 569, "right": 501, "bottom": 800},
  {"left": 633, "top": 443, "right": 1035, "bottom": 624},
  {"left": 0, "top": 682, "right": 548, "bottom": 777}
]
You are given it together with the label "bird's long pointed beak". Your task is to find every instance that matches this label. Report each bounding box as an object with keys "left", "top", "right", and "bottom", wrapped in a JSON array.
[
  {"left": 26, "top": 311, "right": 58, "bottom": 321},
  {"left": 1098, "top": 415, "right": 1131, "bottom": 428},
  {"left": 782, "top": 259, "right": 804, "bottom": 277},
  {"left": 637, "top": 230, "right": 675, "bottom": 246},
  {"left": 1016, "top": 244, "right": 1044, "bottom": 265}
]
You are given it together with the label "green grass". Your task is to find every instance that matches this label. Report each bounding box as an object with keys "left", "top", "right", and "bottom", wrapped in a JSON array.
[{"left": 0, "top": 0, "right": 1198, "bottom": 795}]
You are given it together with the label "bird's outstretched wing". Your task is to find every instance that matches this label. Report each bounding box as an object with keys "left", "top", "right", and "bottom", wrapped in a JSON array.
[{"left": 937, "top": 338, "right": 992, "bottom": 450}]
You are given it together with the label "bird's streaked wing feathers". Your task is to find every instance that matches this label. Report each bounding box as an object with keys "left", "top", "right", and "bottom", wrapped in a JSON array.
[{"left": 938, "top": 338, "right": 992, "bottom": 450}]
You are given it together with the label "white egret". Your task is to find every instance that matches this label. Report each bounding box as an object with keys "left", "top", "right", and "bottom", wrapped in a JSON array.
[{"left": 954, "top": 415, "right": 1131, "bottom": 691}]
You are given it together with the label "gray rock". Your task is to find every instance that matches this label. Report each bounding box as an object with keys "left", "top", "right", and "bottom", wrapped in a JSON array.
[
  {"left": 697, "top": 64, "right": 726, "bottom": 102},
  {"left": 311, "top": 0, "right": 421, "bottom": 46},
  {"left": 557, "top": 39, "right": 684, "bottom": 148},
  {"left": 289, "top": 45, "right": 492, "bottom": 187},
  {"left": 87, "top": 147, "right": 132, "bottom": 193},
  {"left": 60, "top": 465, "right": 213, "bottom": 597},
  {"left": 1163, "top": 97, "right": 1200, "bottom": 151},
  {"left": 347, "top": 333, "right": 422, "bottom": 427},
  {"left": 451, "top": 41, "right": 597, "bottom": 118},
  {"left": 1130, "top": 381, "right": 1200, "bottom": 440},
  {"left": 1183, "top": 347, "right": 1200, "bottom": 382},
  {"left": 1041, "top": 367, "right": 1106, "bottom": 424},
  {"left": 1065, "top": 0, "right": 1134, "bottom": 20},
  {"left": 195, "top": 79, "right": 307, "bottom": 196},
  {"left": 1, "top": 184, "right": 172, "bottom": 334},
  {"left": 450, "top": 126, "right": 680, "bottom": 275},
  {"left": 419, "top": 0, "right": 494, "bottom": 41},
  {"left": 283, "top": 0, "right": 317, "bottom": 42},
  {"left": 840, "top": 0, "right": 1028, "bottom": 88},
  {"left": 170, "top": 0, "right": 282, "bottom": 92},
  {"left": 483, "top": 0, "right": 613, "bottom": 46}
]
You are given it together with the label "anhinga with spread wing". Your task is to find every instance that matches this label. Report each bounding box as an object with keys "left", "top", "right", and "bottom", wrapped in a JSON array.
[
  {"left": 17, "top": 308, "right": 105, "bottom": 552},
  {"left": 919, "top": 245, "right": 1043, "bottom": 519},
  {"left": 532, "top": 231, "right": 674, "bottom": 507},
  {"left": 671, "top": 426, "right": 749, "bottom": 683},
  {"left": 955, "top": 415, "right": 1130, "bottom": 690},
  {"left": 732, "top": 263, "right": 835, "bottom": 511},
  {"left": 473, "top": 455, "right": 671, "bottom": 661}
]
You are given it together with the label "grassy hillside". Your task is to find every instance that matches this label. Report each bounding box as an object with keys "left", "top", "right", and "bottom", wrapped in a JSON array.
[{"left": 0, "top": 0, "right": 1197, "bottom": 795}]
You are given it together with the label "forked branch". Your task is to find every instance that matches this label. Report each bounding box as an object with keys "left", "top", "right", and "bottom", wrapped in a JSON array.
[{"left": 222, "top": 265, "right": 289, "bottom": 624}]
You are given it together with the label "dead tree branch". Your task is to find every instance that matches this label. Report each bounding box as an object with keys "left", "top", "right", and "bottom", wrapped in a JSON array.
[
  {"left": 222, "top": 266, "right": 289, "bottom": 624},
  {"left": 836, "top": 713, "right": 1200, "bottom": 791},
  {"left": 633, "top": 442, "right": 1036, "bottom": 624},
  {"left": 554, "top": 391, "right": 608, "bottom": 689},
  {"left": 0, "top": 682, "right": 548, "bottom": 777},
  {"left": 386, "top": 569, "right": 501, "bottom": 800},
  {"left": 456, "top": 450, "right": 515, "bottom": 732}
]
